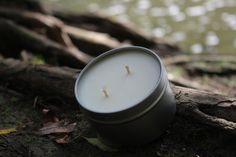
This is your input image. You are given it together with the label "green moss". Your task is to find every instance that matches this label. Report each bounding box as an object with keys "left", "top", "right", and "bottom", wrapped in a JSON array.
[{"left": 32, "top": 54, "right": 45, "bottom": 65}]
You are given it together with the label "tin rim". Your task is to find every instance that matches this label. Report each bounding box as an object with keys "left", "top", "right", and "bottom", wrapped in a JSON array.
[{"left": 74, "top": 46, "right": 166, "bottom": 123}]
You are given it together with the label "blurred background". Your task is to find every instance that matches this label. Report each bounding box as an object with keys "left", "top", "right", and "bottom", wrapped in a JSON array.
[{"left": 42, "top": 0, "right": 236, "bottom": 54}]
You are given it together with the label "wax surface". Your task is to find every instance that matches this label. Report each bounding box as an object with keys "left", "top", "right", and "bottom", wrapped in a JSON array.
[{"left": 77, "top": 50, "right": 161, "bottom": 113}]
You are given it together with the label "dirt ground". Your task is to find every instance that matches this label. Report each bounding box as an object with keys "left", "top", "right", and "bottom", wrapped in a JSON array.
[{"left": 1, "top": 87, "right": 236, "bottom": 157}]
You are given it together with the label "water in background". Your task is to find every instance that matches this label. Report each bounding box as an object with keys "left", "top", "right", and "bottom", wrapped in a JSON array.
[{"left": 42, "top": 0, "right": 236, "bottom": 54}]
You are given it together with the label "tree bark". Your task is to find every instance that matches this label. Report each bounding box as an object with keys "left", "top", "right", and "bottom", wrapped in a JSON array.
[
  {"left": 53, "top": 11, "right": 180, "bottom": 57},
  {"left": 65, "top": 25, "right": 122, "bottom": 56},
  {"left": 0, "top": 7, "right": 122, "bottom": 56},
  {"left": 174, "top": 86, "right": 236, "bottom": 134},
  {"left": 0, "top": 7, "right": 181, "bottom": 58},
  {"left": 0, "top": 57, "right": 235, "bottom": 135},
  {"left": 53, "top": 12, "right": 158, "bottom": 47},
  {"left": 0, "top": 18, "right": 92, "bottom": 68},
  {"left": 0, "top": 57, "right": 79, "bottom": 100}
]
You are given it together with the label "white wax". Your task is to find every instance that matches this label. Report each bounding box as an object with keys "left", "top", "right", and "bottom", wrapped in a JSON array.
[{"left": 76, "top": 50, "right": 161, "bottom": 113}]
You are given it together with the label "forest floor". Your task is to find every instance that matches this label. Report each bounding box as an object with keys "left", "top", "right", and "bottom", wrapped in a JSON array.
[{"left": 0, "top": 80, "right": 236, "bottom": 157}]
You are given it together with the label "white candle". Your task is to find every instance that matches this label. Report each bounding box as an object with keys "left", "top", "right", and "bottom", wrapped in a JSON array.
[
  {"left": 75, "top": 46, "right": 176, "bottom": 146},
  {"left": 76, "top": 49, "right": 161, "bottom": 113}
]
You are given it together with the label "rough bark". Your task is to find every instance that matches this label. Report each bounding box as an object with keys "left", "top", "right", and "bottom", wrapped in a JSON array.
[
  {"left": 0, "top": 7, "right": 122, "bottom": 56},
  {"left": 53, "top": 11, "right": 180, "bottom": 57},
  {"left": 0, "top": 6, "right": 73, "bottom": 47},
  {"left": 53, "top": 12, "right": 157, "bottom": 47},
  {"left": 0, "top": 18, "right": 92, "bottom": 68},
  {"left": 174, "top": 86, "right": 236, "bottom": 134},
  {"left": 65, "top": 25, "right": 122, "bottom": 56},
  {"left": 0, "top": 7, "right": 180, "bottom": 58},
  {"left": 0, "top": 57, "right": 79, "bottom": 100},
  {"left": 0, "top": 57, "right": 236, "bottom": 135}
]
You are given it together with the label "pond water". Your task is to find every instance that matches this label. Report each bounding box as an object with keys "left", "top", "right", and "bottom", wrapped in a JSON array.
[{"left": 42, "top": 0, "right": 236, "bottom": 54}]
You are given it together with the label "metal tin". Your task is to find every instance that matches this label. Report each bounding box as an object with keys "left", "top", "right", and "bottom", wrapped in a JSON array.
[{"left": 75, "top": 46, "right": 176, "bottom": 146}]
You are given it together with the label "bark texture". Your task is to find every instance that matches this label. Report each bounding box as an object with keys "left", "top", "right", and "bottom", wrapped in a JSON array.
[
  {"left": 54, "top": 12, "right": 180, "bottom": 57},
  {"left": 0, "top": 57, "right": 79, "bottom": 100},
  {"left": 0, "top": 57, "right": 235, "bottom": 135},
  {"left": 0, "top": 18, "right": 92, "bottom": 68},
  {"left": 0, "top": 7, "right": 122, "bottom": 56}
]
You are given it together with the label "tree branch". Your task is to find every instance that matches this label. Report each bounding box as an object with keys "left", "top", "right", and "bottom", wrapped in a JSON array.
[
  {"left": 53, "top": 11, "right": 180, "bottom": 57},
  {"left": 0, "top": 18, "right": 92, "bottom": 68},
  {"left": 0, "top": 7, "right": 122, "bottom": 56}
]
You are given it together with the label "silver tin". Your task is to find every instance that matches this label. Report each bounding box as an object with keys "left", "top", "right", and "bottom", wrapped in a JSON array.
[{"left": 75, "top": 46, "right": 176, "bottom": 146}]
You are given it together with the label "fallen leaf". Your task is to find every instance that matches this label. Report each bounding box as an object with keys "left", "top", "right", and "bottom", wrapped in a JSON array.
[
  {"left": 55, "top": 135, "right": 70, "bottom": 144},
  {"left": 83, "top": 137, "right": 118, "bottom": 152},
  {"left": 0, "top": 127, "right": 17, "bottom": 135},
  {"left": 38, "top": 121, "right": 76, "bottom": 135}
]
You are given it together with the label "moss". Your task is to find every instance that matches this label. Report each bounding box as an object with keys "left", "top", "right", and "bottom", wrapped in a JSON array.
[{"left": 32, "top": 54, "right": 45, "bottom": 65}]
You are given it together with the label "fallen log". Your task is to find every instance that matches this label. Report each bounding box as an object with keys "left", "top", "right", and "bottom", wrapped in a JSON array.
[
  {"left": 53, "top": 11, "right": 180, "bottom": 57},
  {"left": 0, "top": 6, "right": 76, "bottom": 47},
  {"left": 174, "top": 86, "right": 236, "bottom": 134},
  {"left": 0, "top": 57, "right": 78, "bottom": 100},
  {"left": 0, "top": 6, "right": 180, "bottom": 57},
  {"left": 0, "top": 18, "right": 92, "bottom": 68},
  {"left": 0, "top": 7, "right": 122, "bottom": 56},
  {"left": 65, "top": 25, "right": 122, "bottom": 56},
  {"left": 53, "top": 12, "right": 157, "bottom": 47},
  {"left": 0, "top": 57, "right": 235, "bottom": 135}
]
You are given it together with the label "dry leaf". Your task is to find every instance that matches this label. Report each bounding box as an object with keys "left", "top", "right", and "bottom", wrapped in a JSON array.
[
  {"left": 55, "top": 135, "right": 70, "bottom": 144},
  {"left": 38, "top": 121, "right": 76, "bottom": 135},
  {"left": 0, "top": 127, "right": 17, "bottom": 135}
]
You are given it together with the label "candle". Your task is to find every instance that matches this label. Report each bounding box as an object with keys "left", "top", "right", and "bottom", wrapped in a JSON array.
[
  {"left": 75, "top": 46, "right": 176, "bottom": 146},
  {"left": 77, "top": 50, "right": 161, "bottom": 113}
]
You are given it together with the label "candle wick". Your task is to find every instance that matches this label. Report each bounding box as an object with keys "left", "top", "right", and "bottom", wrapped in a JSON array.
[
  {"left": 102, "top": 88, "right": 109, "bottom": 97},
  {"left": 125, "top": 65, "right": 131, "bottom": 74}
]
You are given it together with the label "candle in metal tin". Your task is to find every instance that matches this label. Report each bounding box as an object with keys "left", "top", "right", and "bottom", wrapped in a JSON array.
[{"left": 75, "top": 46, "right": 176, "bottom": 146}]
